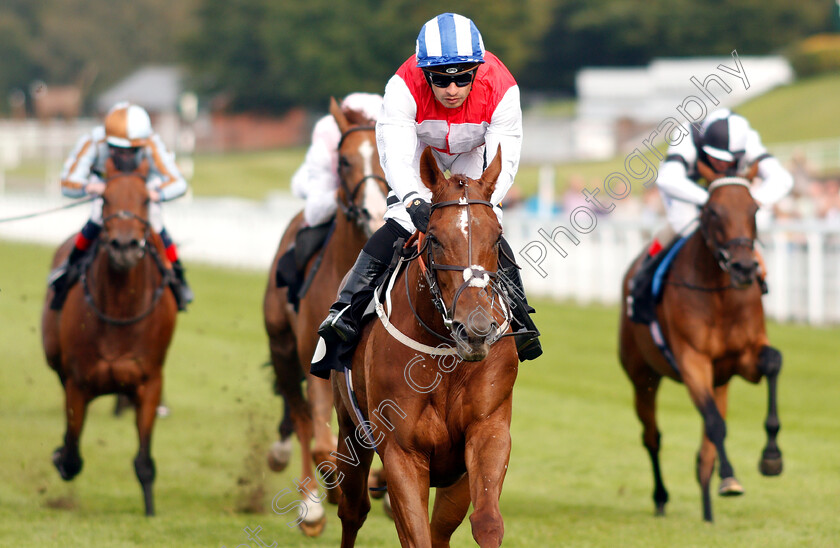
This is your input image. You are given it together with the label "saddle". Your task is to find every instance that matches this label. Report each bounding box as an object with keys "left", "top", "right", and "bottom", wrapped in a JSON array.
[{"left": 275, "top": 219, "right": 335, "bottom": 311}]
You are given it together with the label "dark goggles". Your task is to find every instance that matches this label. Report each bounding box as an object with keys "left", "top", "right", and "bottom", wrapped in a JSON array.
[{"left": 424, "top": 68, "right": 477, "bottom": 88}]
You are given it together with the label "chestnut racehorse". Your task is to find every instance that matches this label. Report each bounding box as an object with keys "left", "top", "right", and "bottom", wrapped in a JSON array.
[
  {"left": 263, "top": 98, "right": 388, "bottom": 535},
  {"left": 331, "top": 146, "right": 519, "bottom": 547},
  {"left": 619, "top": 175, "right": 783, "bottom": 522},
  {"left": 41, "top": 166, "right": 177, "bottom": 516}
]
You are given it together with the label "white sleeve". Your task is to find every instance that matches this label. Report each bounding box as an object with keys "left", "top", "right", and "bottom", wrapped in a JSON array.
[
  {"left": 146, "top": 134, "right": 187, "bottom": 201},
  {"left": 751, "top": 156, "right": 793, "bottom": 206},
  {"left": 293, "top": 115, "right": 341, "bottom": 200},
  {"left": 742, "top": 129, "right": 793, "bottom": 206},
  {"left": 376, "top": 75, "right": 422, "bottom": 205},
  {"left": 60, "top": 133, "right": 98, "bottom": 197},
  {"left": 657, "top": 158, "right": 709, "bottom": 205},
  {"left": 485, "top": 85, "right": 522, "bottom": 207}
]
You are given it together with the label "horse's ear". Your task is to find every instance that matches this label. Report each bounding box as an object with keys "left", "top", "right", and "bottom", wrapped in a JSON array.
[
  {"left": 419, "top": 146, "right": 444, "bottom": 192},
  {"left": 480, "top": 144, "right": 502, "bottom": 200},
  {"left": 330, "top": 97, "right": 350, "bottom": 134},
  {"left": 697, "top": 159, "right": 722, "bottom": 183}
]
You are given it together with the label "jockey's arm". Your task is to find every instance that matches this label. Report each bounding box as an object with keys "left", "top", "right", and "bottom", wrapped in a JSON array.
[
  {"left": 376, "top": 75, "right": 426, "bottom": 207},
  {"left": 656, "top": 157, "right": 709, "bottom": 206},
  {"left": 744, "top": 130, "right": 794, "bottom": 207},
  {"left": 60, "top": 132, "right": 99, "bottom": 198},
  {"left": 146, "top": 134, "right": 187, "bottom": 202},
  {"left": 484, "top": 85, "right": 523, "bottom": 208}
]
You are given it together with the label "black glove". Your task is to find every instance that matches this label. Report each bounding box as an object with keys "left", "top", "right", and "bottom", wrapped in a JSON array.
[{"left": 406, "top": 198, "right": 431, "bottom": 233}]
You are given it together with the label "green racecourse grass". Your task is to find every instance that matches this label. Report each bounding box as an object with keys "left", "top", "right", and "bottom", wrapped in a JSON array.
[{"left": 1, "top": 239, "right": 840, "bottom": 547}]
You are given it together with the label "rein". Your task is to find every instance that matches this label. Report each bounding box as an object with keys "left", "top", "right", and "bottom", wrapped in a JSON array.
[
  {"left": 82, "top": 209, "right": 171, "bottom": 326},
  {"left": 336, "top": 125, "right": 387, "bottom": 228}
]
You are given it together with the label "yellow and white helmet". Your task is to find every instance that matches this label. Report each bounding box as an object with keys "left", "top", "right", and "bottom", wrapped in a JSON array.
[{"left": 104, "top": 102, "right": 152, "bottom": 148}]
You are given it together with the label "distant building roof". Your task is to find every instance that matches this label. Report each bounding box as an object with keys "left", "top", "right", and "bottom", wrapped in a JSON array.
[{"left": 96, "top": 66, "right": 183, "bottom": 113}]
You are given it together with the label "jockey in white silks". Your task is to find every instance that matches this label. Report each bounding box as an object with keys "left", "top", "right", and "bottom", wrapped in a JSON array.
[
  {"left": 49, "top": 101, "right": 192, "bottom": 310},
  {"left": 628, "top": 108, "right": 793, "bottom": 323},
  {"left": 291, "top": 93, "right": 383, "bottom": 227}
]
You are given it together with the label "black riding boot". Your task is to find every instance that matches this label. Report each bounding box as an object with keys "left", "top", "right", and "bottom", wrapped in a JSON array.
[
  {"left": 499, "top": 239, "right": 542, "bottom": 361},
  {"left": 628, "top": 253, "right": 660, "bottom": 324},
  {"left": 48, "top": 245, "right": 88, "bottom": 310},
  {"left": 318, "top": 250, "right": 388, "bottom": 344},
  {"left": 171, "top": 259, "right": 194, "bottom": 311}
]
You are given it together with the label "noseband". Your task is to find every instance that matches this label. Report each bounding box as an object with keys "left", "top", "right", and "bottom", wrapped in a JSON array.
[{"left": 336, "top": 126, "right": 387, "bottom": 228}]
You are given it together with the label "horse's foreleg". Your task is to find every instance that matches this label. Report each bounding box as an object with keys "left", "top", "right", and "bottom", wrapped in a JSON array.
[
  {"left": 681, "top": 352, "right": 739, "bottom": 522},
  {"left": 382, "top": 447, "right": 432, "bottom": 547},
  {"left": 633, "top": 374, "right": 668, "bottom": 516},
  {"left": 333, "top": 395, "right": 375, "bottom": 548},
  {"left": 134, "top": 376, "right": 162, "bottom": 516},
  {"left": 757, "top": 345, "right": 783, "bottom": 476},
  {"left": 308, "top": 374, "right": 341, "bottom": 504},
  {"left": 465, "top": 408, "right": 512, "bottom": 548},
  {"left": 430, "top": 474, "right": 471, "bottom": 548},
  {"left": 53, "top": 379, "right": 88, "bottom": 481}
]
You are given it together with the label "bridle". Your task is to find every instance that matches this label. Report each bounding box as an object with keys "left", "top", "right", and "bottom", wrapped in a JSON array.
[
  {"left": 336, "top": 126, "right": 387, "bottom": 230},
  {"left": 82, "top": 183, "right": 170, "bottom": 325},
  {"left": 406, "top": 180, "right": 512, "bottom": 346},
  {"left": 700, "top": 178, "right": 757, "bottom": 274}
]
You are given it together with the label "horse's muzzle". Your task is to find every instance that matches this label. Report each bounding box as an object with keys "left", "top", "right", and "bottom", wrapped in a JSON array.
[
  {"left": 729, "top": 260, "right": 758, "bottom": 288},
  {"left": 107, "top": 237, "right": 146, "bottom": 271},
  {"left": 451, "top": 319, "right": 498, "bottom": 362}
]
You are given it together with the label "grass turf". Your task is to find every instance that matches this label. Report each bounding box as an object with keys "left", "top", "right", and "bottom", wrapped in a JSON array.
[{"left": 0, "top": 239, "right": 839, "bottom": 547}]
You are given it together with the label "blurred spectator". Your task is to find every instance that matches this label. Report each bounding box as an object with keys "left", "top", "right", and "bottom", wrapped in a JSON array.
[
  {"left": 818, "top": 178, "right": 840, "bottom": 223},
  {"left": 788, "top": 147, "right": 816, "bottom": 198}
]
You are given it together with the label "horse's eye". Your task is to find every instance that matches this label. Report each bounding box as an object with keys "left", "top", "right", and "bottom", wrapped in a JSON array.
[{"left": 338, "top": 156, "right": 350, "bottom": 169}]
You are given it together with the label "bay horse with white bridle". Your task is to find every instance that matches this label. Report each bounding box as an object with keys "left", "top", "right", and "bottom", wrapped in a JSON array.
[
  {"left": 331, "top": 146, "right": 518, "bottom": 547},
  {"left": 619, "top": 174, "right": 783, "bottom": 522},
  {"left": 263, "top": 98, "right": 388, "bottom": 535},
  {"left": 41, "top": 164, "right": 178, "bottom": 515}
]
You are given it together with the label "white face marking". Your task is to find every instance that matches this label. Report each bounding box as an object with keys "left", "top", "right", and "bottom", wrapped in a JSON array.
[
  {"left": 359, "top": 139, "right": 374, "bottom": 177},
  {"left": 459, "top": 209, "right": 469, "bottom": 240}
]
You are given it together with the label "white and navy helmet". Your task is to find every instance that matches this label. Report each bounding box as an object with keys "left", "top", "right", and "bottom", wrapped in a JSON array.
[
  {"left": 700, "top": 109, "right": 750, "bottom": 162},
  {"left": 415, "top": 13, "right": 485, "bottom": 69}
]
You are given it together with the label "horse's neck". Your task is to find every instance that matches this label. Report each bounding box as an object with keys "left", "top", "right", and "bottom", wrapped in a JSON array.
[
  {"left": 331, "top": 215, "right": 369, "bottom": 269},
  {"left": 91, "top": 250, "right": 158, "bottom": 316}
]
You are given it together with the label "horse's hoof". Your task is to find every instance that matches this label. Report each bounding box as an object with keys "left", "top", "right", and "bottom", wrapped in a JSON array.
[
  {"left": 382, "top": 492, "right": 394, "bottom": 521},
  {"left": 718, "top": 476, "right": 745, "bottom": 496},
  {"left": 299, "top": 515, "right": 327, "bottom": 537},
  {"left": 267, "top": 439, "right": 292, "bottom": 472},
  {"left": 52, "top": 447, "right": 82, "bottom": 481},
  {"left": 654, "top": 504, "right": 666, "bottom": 517},
  {"left": 759, "top": 456, "right": 783, "bottom": 477}
]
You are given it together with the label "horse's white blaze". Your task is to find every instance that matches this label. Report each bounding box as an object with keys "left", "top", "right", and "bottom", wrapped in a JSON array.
[
  {"left": 463, "top": 265, "right": 490, "bottom": 288},
  {"left": 459, "top": 209, "right": 469, "bottom": 240}
]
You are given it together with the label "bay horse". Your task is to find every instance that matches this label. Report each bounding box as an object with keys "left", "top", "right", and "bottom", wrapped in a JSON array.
[
  {"left": 41, "top": 162, "right": 178, "bottom": 516},
  {"left": 618, "top": 173, "right": 783, "bottom": 522},
  {"left": 263, "top": 97, "right": 388, "bottom": 535},
  {"left": 331, "top": 146, "right": 519, "bottom": 547}
]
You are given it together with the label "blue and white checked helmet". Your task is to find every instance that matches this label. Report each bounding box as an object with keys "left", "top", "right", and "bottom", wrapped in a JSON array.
[{"left": 416, "top": 13, "right": 485, "bottom": 69}]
